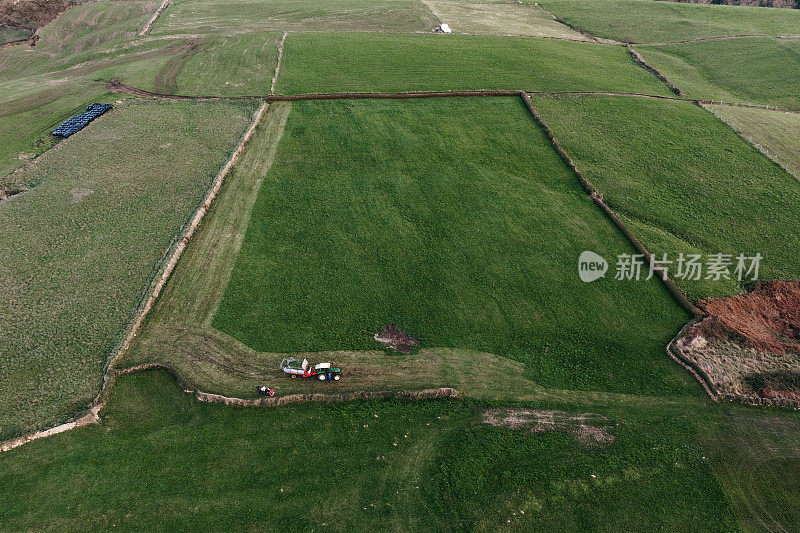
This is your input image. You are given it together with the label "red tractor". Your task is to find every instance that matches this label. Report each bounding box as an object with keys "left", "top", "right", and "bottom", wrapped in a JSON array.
[{"left": 280, "top": 358, "right": 342, "bottom": 381}]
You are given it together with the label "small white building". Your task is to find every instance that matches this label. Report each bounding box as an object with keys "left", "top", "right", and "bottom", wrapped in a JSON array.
[{"left": 440, "top": 23, "right": 452, "bottom": 33}]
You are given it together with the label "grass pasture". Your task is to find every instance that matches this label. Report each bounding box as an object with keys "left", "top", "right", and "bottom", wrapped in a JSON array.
[
  {"left": 211, "top": 97, "right": 691, "bottom": 396},
  {"left": 0, "top": 99, "right": 255, "bottom": 440},
  {"left": 151, "top": 0, "right": 439, "bottom": 35},
  {"left": 275, "top": 32, "right": 673, "bottom": 94},
  {"left": 529, "top": 95, "right": 800, "bottom": 301},
  {"left": 639, "top": 37, "right": 800, "bottom": 109},
  {"left": 538, "top": 0, "right": 800, "bottom": 43},
  {"left": 420, "top": 1, "right": 589, "bottom": 39},
  {"left": 704, "top": 104, "right": 800, "bottom": 180},
  {"left": 0, "top": 369, "right": 742, "bottom": 531},
  {"left": 171, "top": 33, "right": 282, "bottom": 96},
  {"left": 34, "top": 0, "right": 153, "bottom": 55}
]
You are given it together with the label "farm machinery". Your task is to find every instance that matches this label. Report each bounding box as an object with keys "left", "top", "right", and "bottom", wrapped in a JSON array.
[{"left": 280, "top": 357, "right": 342, "bottom": 381}]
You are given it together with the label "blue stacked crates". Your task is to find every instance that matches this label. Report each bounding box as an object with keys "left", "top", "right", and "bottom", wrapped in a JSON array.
[{"left": 51, "top": 103, "right": 113, "bottom": 138}]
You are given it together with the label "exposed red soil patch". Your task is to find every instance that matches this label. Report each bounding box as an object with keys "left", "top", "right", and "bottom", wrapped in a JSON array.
[
  {"left": 695, "top": 280, "right": 800, "bottom": 356},
  {"left": 374, "top": 324, "right": 419, "bottom": 353}
]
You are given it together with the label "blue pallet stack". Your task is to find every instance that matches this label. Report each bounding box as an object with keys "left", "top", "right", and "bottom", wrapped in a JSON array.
[{"left": 51, "top": 103, "right": 113, "bottom": 138}]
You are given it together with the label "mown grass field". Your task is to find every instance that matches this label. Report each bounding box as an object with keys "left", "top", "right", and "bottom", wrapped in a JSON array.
[
  {"left": 275, "top": 32, "right": 673, "bottom": 94},
  {"left": 704, "top": 104, "right": 800, "bottom": 180},
  {"left": 211, "top": 98, "right": 691, "bottom": 396},
  {"left": 530, "top": 95, "right": 800, "bottom": 301},
  {"left": 638, "top": 37, "right": 800, "bottom": 109},
  {"left": 0, "top": 99, "right": 255, "bottom": 440},
  {"left": 0, "top": 369, "right": 747, "bottom": 531},
  {"left": 420, "top": 0, "right": 589, "bottom": 39},
  {"left": 151, "top": 0, "right": 439, "bottom": 35},
  {"left": 538, "top": 0, "right": 800, "bottom": 43}
]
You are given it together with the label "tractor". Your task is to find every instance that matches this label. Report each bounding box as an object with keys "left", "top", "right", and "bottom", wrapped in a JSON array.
[{"left": 280, "top": 357, "right": 342, "bottom": 381}]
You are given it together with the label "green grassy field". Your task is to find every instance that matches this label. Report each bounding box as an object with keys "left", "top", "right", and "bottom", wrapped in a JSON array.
[
  {"left": 275, "top": 32, "right": 674, "bottom": 94},
  {"left": 0, "top": 369, "right": 749, "bottom": 531},
  {"left": 420, "top": 0, "right": 589, "bottom": 39},
  {"left": 704, "top": 104, "right": 800, "bottom": 180},
  {"left": 538, "top": 0, "right": 800, "bottom": 43},
  {"left": 638, "top": 37, "right": 800, "bottom": 108},
  {"left": 0, "top": 99, "right": 255, "bottom": 440},
  {"left": 151, "top": 0, "right": 439, "bottom": 35},
  {"left": 529, "top": 95, "right": 800, "bottom": 301},
  {"left": 211, "top": 97, "right": 691, "bottom": 396},
  {"left": 3, "top": 0, "right": 800, "bottom": 529},
  {"left": 34, "top": 0, "right": 152, "bottom": 55},
  {"left": 172, "top": 33, "right": 281, "bottom": 96},
  {"left": 116, "top": 101, "right": 637, "bottom": 405}
]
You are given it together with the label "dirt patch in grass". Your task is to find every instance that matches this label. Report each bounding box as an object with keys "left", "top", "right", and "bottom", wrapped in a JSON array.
[
  {"left": 374, "top": 324, "right": 419, "bottom": 353},
  {"left": 676, "top": 280, "right": 800, "bottom": 405},
  {"left": 483, "top": 408, "right": 615, "bottom": 446}
]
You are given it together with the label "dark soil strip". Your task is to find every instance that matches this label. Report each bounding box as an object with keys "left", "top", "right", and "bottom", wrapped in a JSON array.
[
  {"left": 627, "top": 46, "right": 683, "bottom": 96},
  {"left": 520, "top": 93, "right": 704, "bottom": 318}
]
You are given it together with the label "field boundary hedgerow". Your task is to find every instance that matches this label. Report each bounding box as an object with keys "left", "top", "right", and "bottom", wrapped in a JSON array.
[
  {"left": 105, "top": 79, "right": 800, "bottom": 115},
  {"left": 627, "top": 46, "right": 682, "bottom": 96},
  {"left": 0, "top": 361, "right": 459, "bottom": 453}
]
